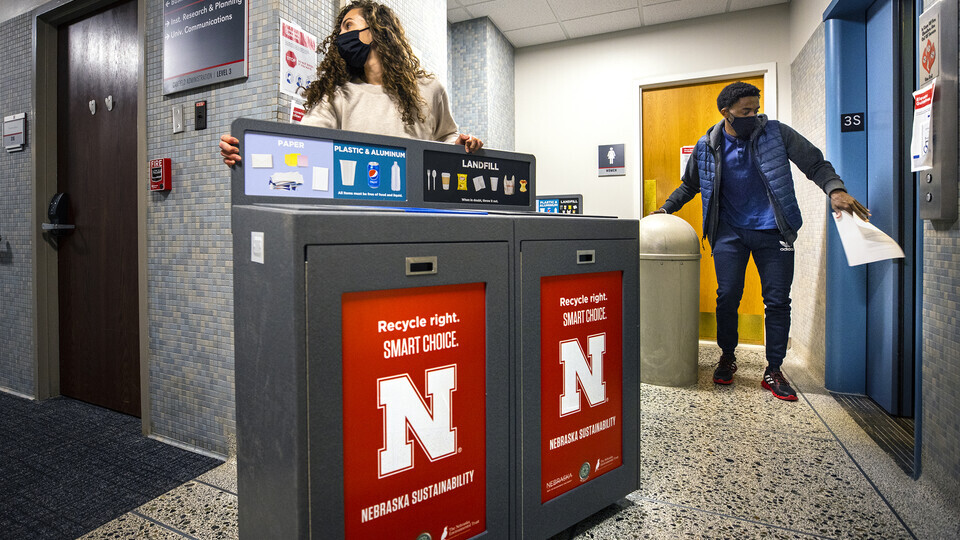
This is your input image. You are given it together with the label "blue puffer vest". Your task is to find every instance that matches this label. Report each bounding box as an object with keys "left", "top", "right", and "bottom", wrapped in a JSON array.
[{"left": 696, "top": 118, "right": 803, "bottom": 246}]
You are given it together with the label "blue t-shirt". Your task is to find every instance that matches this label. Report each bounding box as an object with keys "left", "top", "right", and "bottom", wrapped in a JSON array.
[{"left": 718, "top": 130, "right": 778, "bottom": 230}]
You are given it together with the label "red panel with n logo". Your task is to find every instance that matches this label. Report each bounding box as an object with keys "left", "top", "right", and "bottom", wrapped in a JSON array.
[
  {"left": 540, "top": 272, "right": 623, "bottom": 502},
  {"left": 341, "top": 283, "right": 487, "bottom": 539}
]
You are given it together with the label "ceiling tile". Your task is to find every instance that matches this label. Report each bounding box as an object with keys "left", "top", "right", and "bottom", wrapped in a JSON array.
[
  {"left": 447, "top": 7, "right": 473, "bottom": 23},
  {"left": 641, "top": 0, "right": 679, "bottom": 6},
  {"left": 466, "top": 0, "right": 558, "bottom": 32},
  {"left": 642, "top": 0, "right": 726, "bottom": 26},
  {"left": 562, "top": 9, "right": 642, "bottom": 39},
  {"left": 447, "top": 0, "right": 462, "bottom": 9},
  {"left": 548, "top": 0, "right": 638, "bottom": 21},
  {"left": 502, "top": 23, "right": 567, "bottom": 48},
  {"left": 460, "top": 0, "right": 496, "bottom": 6},
  {"left": 728, "top": 0, "right": 789, "bottom": 11}
]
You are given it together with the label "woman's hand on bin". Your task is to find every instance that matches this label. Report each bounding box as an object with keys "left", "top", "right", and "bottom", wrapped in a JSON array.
[
  {"left": 649, "top": 208, "right": 667, "bottom": 216},
  {"left": 455, "top": 133, "right": 483, "bottom": 153},
  {"left": 219, "top": 134, "right": 241, "bottom": 167}
]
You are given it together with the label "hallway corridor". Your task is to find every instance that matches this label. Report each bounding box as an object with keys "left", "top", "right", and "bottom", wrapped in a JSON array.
[{"left": 71, "top": 345, "right": 959, "bottom": 539}]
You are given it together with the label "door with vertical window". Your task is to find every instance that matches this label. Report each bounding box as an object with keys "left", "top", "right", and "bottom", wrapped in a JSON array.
[{"left": 642, "top": 76, "right": 766, "bottom": 343}]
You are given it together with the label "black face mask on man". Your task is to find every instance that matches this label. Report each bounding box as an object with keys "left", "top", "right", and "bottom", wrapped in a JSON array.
[
  {"left": 727, "top": 114, "right": 758, "bottom": 140},
  {"left": 336, "top": 28, "right": 371, "bottom": 69}
]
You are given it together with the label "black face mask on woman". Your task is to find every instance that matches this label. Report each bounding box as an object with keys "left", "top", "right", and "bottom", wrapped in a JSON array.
[
  {"left": 336, "top": 28, "right": 371, "bottom": 69},
  {"left": 727, "top": 114, "right": 758, "bottom": 140}
]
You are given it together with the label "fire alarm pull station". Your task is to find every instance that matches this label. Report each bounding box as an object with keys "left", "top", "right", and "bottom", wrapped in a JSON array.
[{"left": 150, "top": 158, "right": 172, "bottom": 191}]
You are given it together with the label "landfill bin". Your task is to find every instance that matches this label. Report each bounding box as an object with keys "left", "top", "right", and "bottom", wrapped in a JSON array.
[{"left": 638, "top": 214, "right": 701, "bottom": 386}]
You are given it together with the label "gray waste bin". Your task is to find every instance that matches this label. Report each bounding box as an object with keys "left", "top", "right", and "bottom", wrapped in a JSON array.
[{"left": 639, "top": 214, "right": 701, "bottom": 386}]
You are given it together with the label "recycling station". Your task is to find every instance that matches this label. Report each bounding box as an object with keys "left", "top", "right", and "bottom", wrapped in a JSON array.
[{"left": 231, "top": 119, "right": 639, "bottom": 539}]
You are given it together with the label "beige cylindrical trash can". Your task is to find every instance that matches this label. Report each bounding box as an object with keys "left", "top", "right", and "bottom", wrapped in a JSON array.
[{"left": 639, "top": 214, "right": 701, "bottom": 386}]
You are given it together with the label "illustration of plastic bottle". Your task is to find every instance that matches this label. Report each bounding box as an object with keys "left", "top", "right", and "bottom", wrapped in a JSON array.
[{"left": 391, "top": 161, "right": 401, "bottom": 191}]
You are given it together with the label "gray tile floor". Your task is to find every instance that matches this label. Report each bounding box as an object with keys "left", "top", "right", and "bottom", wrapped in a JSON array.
[{"left": 82, "top": 345, "right": 960, "bottom": 539}]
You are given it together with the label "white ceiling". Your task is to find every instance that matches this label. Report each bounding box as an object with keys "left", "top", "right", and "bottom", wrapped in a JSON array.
[{"left": 447, "top": 0, "right": 790, "bottom": 48}]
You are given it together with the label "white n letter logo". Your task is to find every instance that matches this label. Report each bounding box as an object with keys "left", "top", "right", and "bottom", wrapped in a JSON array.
[
  {"left": 377, "top": 364, "right": 458, "bottom": 478},
  {"left": 559, "top": 333, "right": 607, "bottom": 416}
]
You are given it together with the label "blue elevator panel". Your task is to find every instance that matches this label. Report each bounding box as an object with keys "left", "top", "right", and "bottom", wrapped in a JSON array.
[{"left": 865, "top": 0, "right": 902, "bottom": 414}]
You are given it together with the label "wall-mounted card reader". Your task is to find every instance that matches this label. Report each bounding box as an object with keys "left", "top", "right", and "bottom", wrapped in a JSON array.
[
  {"left": 3, "top": 113, "right": 26, "bottom": 153},
  {"left": 195, "top": 100, "right": 207, "bottom": 130}
]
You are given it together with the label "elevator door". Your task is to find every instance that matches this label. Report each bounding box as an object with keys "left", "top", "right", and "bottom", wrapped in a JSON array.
[{"left": 865, "top": 0, "right": 915, "bottom": 416}]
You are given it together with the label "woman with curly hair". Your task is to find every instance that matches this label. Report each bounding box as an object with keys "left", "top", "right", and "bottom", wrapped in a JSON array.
[{"left": 220, "top": 1, "right": 481, "bottom": 166}]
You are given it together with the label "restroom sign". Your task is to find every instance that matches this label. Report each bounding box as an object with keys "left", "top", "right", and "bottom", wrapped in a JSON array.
[
  {"left": 340, "top": 283, "right": 487, "bottom": 540},
  {"left": 598, "top": 144, "right": 625, "bottom": 176}
]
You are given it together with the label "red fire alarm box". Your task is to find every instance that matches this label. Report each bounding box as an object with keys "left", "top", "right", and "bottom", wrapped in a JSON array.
[{"left": 150, "top": 158, "right": 171, "bottom": 191}]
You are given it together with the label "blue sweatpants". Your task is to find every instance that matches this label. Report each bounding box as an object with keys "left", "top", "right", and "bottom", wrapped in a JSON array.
[{"left": 712, "top": 219, "right": 795, "bottom": 370}]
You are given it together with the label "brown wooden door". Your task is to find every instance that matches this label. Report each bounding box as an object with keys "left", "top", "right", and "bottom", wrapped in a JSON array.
[
  {"left": 56, "top": 0, "right": 140, "bottom": 416},
  {"left": 641, "top": 76, "right": 765, "bottom": 344}
]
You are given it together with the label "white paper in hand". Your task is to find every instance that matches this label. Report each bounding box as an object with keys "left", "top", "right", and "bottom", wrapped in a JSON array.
[{"left": 832, "top": 211, "right": 905, "bottom": 266}]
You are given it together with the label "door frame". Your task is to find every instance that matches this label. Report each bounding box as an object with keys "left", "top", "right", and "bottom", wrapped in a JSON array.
[
  {"left": 632, "top": 62, "right": 780, "bottom": 220},
  {"left": 31, "top": 0, "right": 150, "bottom": 431}
]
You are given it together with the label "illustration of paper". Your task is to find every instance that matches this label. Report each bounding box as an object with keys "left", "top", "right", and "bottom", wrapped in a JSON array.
[
  {"left": 268, "top": 171, "right": 304, "bottom": 190},
  {"left": 251, "top": 154, "right": 273, "bottom": 168},
  {"left": 472, "top": 175, "right": 486, "bottom": 191},
  {"left": 832, "top": 211, "right": 905, "bottom": 266},
  {"left": 312, "top": 166, "right": 329, "bottom": 191},
  {"left": 284, "top": 153, "right": 300, "bottom": 167},
  {"left": 297, "top": 154, "right": 309, "bottom": 167}
]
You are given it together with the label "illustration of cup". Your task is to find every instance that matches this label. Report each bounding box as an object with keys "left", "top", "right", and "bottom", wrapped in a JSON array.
[
  {"left": 490, "top": 177, "right": 499, "bottom": 192},
  {"left": 340, "top": 160, "right": 357, "bottom": 186},
  {"left": 441, "top": 172, "right": 451, "bottom": 190}
]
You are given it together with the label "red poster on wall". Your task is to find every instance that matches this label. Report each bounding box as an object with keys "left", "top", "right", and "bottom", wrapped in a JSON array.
[
  {"left": 540, "top": 271, "right": 623, "bottom": 502},
  {"left": 341, "top": 283, "right": 487, "bottom": 540}
]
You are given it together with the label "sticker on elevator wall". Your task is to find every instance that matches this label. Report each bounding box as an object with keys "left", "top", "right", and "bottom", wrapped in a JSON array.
[
  {"left": 279, "top": 19, "right": 317, "bottom": 100},
  {"left": 919, "top": 2, "right": 941, "bottom": 85},
  {"left": 911, "top": 79, "right": 936, "bottom": 172},
  {"left": 334, "top": 142, "right": 407, "bottom": 201},
  {"left": 423, "top": 150, "right": 531, "bottom": 206},
  {"left": 243, "top": 132, "right": 335, "bottom": 198},
  {"left": 341, "top": 283, "right": 487, "bottom": 540},
  {"left": 598, "top": 144, "right": 625, "bottom": 177},
  {"left": 540, "top": 271, "right": 623, "bottom": 502}
]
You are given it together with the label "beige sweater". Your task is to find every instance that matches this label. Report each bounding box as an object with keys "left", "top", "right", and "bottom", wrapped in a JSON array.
[{"left": 301, "top": 77, "right": 460, "bottom": 143}]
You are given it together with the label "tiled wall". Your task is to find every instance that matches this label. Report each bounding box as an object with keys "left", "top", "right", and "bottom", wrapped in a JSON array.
[
  {"left": 919, "top": 0, "right": 960, "bottom": 500},
  {"left": 145, "top": 0, "right": 446, "bottom": 456},
  {"left": 0, "top": 0, "right": 456, "bottom": 457},
  {"left": 788, "top": 24, "right": 828, "bottom": 382},
  {"left": 144, "top": 0, "right": 339, "bottom": 455},
  {"left": 0, "top": 13, "right": 34, "bottom": 397},
  {"left": 376, "top": 0, "right": 448, "bottom": 87},
  {"left": 449, "top": 17, "right": 515, "bottom": 151}
]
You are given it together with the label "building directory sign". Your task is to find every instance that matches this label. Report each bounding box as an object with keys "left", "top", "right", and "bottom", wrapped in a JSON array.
[
  {"left": 162, "top": 0, "right": 248, "bottom": 95},
  {"left": 340, "top": 283, "right": 488, "bottom": 540}
]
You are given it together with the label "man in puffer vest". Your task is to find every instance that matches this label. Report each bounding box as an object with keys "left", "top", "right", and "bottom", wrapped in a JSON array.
[{"left": 655, "top": 82, "right": 870, "bottom": 401}]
